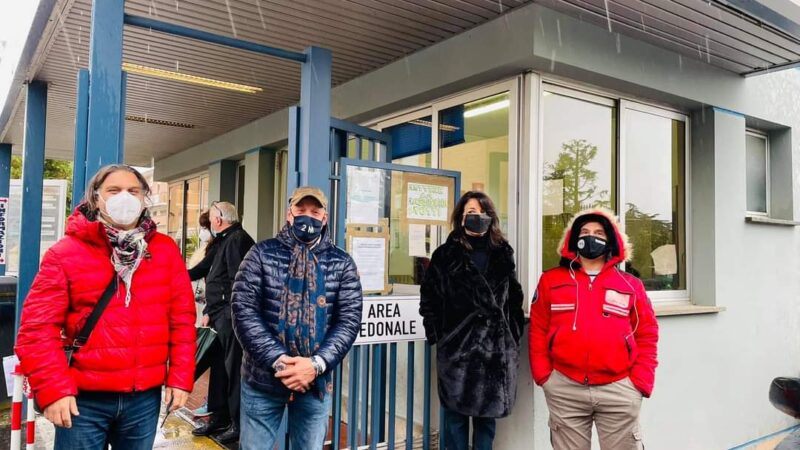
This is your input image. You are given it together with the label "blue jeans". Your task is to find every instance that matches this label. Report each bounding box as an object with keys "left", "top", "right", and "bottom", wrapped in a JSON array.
[
  {"left": 442, "top": 408, "right": 497, "bottom": 450},
  {"left": 240, "top": 380, "right": 332, "bottom": 450},
  {"left": 54, "top": 388, "right": 161, "bottom": 450}
]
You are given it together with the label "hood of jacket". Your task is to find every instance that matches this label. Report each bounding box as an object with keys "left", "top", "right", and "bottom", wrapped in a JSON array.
[{"left": 557, "top": 208, "right": 633, "bottom": 269}]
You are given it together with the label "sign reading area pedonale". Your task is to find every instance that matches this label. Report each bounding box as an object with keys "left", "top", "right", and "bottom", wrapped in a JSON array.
[{"left": 355, "top": 297, "right": 426, "bottom": 345}]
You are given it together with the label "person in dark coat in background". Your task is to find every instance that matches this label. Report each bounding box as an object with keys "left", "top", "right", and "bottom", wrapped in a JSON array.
[
  {"left": 420, "top": 191, "right": 525, "bottom": 450},
  {"left": 189, "top": 201, "right": 254, "bottom": 444}
]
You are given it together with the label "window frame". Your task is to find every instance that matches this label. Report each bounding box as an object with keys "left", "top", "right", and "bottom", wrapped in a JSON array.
[
  {"left": 619, "top": 100, "right": 691, "bottom": 303},
  {"left": 373, "top": 78, "right": 521, "bottom": 257},
  {"left": 744, "top": 129, "right": 770, "bottom": 217}
]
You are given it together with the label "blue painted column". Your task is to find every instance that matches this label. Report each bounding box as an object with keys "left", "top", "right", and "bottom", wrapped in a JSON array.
[
  {"left": 72, "top": 69, "right": 90, "bottom": 208},
  {"left": 0, "top": 143, "right": 11, "bottom": 276},
  {"left": 15, "top": 81, "right": 47, "bottom": 335},
  {"left": 298, "top": 46, "right": 332, "bottom": 200},
  {"left": 85, "top": 0, "right": 124, "bottom": 178}
]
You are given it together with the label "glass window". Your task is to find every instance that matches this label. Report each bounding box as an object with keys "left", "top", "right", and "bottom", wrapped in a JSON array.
[
  {"left": 385, "top": 116, "right": 433, "bottom": 168},
  {"left": 746, "top": 132, "right": 769, "bottom": 214},
  {"left": 623, "top": 106, "right": 686, "bottom": 292},
  {"left": 440, "top": 93, "right": 511, "bottom": 233},
  {"left": 167, "top": 183, "right": 184, "bottom": 250},
  {"left": 184, "top": 178, "right": 202, "bottom": 263},
  {"left": 541, "top": 89, "right": 616, "bottom": 271}
]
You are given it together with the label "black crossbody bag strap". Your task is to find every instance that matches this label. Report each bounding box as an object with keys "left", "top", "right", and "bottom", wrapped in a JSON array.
[{"left": 68, "top": 276, "right": 118, "bottom": 355}]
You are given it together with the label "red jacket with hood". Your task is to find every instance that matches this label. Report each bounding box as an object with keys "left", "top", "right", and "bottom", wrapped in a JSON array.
[
  {"left": 15, "top": 207, "right": 196, "bottom": 409},
  {"left": 528, "top": 209, "right": 659, "bottom": 397}
]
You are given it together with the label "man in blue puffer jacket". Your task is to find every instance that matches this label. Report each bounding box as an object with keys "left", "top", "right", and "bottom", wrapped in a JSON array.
[{"left": 231, "top": 186, "right": 363, "bottom": 450}]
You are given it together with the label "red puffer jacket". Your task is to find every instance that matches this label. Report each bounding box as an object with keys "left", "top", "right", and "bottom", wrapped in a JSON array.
[
  {"left": 529, "top": 209, "right": 659, "bottom": 397},
  {"left": 15, "top": 208, "right": 196, "bottom": 409}
]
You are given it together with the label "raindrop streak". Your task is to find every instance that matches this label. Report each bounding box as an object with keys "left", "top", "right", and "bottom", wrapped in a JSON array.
[
  {"left": 224, "top": 0, "right": 238, "bottom": 38},
  {"left": 550, "top": 49, "right": 557, "bottom": 72},
  {"left": 615, "top": 33, "right": 621, "bottom": 54},
  {"left": 604, "top": 0, "right": 612, "bottom": 32},
  {"left": 678, "top": 54, "right": 683, "bottom": 70},
  {"left": 704, "top": 35, "right": 711, "bottom": 63},
  {"left": 556, "top": 19, "right": 562, "bottom": 47},
  {"left": 176, "top": 61, "right": 180, "bottom": 72},
  {"left": 256, "top": 0, "right": 267, "bottom": 30},
  {"left": 59, "top": 17, "right": 79, "bottom": 71},
  {"left": 149, "top": 0, "right": 160, "bottom": 17},
  {"left": 175, "top": 0, "right": 179, "bottom": 13},
  {"left": 497, "top": 0, "right": 504, "bottom": 13},
  {"left": 404, "top": 56, "right": 411, "bottom": 77}
]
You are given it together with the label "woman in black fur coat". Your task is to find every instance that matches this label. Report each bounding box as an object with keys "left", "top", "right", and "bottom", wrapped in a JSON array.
[{"left": 420, "top": 191, "right": 525, "bottom": 450}]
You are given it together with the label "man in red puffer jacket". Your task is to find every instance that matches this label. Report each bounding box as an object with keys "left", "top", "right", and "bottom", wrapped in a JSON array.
[
  {"left": 15, "top": 165, "right": 196, "bottom": 450},
  {"left": 529, "top": 209, "right": 658, "bottom": 450}
]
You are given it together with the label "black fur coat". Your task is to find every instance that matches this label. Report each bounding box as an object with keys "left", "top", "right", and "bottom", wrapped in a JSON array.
[{"left": 419, "top": 233, "right": 525, "bottom": 418}]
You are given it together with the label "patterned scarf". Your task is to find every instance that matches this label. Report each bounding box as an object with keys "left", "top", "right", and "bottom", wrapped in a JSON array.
[
  {"left": 103, "top": 216, "right": 156, "bottom": 307},
  {"left": 278, "top": 226, "right": 331, "bottom": 398}
]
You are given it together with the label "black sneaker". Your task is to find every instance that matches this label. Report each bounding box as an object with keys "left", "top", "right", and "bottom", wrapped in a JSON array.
[{"left": 192, "top": 417, "right": 231, "bottom": 437}]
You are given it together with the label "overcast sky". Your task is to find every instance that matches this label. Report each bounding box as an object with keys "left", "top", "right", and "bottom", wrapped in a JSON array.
[{"left": 0, "top": 1, "right": 41, "bottom": 108}]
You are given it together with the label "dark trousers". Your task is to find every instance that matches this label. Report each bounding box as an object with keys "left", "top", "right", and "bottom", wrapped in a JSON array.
[
  {"left": 442, "top": 408, "right": 497, "bottom": 450},
  {"left": 207, "top": 311, "right": 243, "bottom": 427}
]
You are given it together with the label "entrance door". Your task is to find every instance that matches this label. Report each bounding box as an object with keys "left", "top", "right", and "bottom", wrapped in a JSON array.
[{"left": 330, "top": 157, "right": 460, "bottom": 450}]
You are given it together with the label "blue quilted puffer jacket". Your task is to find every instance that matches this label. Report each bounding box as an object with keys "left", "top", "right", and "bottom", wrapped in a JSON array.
[{"left": 231, "top": 224, "right": 363, "bottom": 397}]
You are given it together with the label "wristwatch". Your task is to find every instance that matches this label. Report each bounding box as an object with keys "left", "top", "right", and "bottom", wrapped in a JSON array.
[{"left": 311, "top": 356, "right": 326, "bottom": 377}]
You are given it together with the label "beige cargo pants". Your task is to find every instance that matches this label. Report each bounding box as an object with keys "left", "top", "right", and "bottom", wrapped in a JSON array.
[{"left": 542, "top": 371, "right": 644, "bottom": 450}]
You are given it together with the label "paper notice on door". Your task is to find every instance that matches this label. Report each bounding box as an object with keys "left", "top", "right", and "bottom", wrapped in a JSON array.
[
  {"left": 348, "top": 168, "right": 382, "bottom": 225},
  {"left": 408, "top": 224, "right": 429, "bottom": 258},
  {"left": 351, "top": 236, "right": 387, "bottom": 292}
]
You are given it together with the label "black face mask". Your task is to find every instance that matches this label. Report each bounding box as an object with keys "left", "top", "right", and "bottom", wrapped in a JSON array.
[
  {"left": 464, "top": 213, "right": 492, "bottom": 235},
  {"left": 576, "top": 235, "right": 608, "bottom": 260},
  {"left": 291, "top": 214, "right": 324, "bottom": 243}
]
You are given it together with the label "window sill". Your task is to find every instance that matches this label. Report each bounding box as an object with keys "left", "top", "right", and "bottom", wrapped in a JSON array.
[
  {"left": 745, "top": 216, "right": 800, "bottom": 226},
  {"left": 654, "top": 302, "right": 726, "bottom": 317}
]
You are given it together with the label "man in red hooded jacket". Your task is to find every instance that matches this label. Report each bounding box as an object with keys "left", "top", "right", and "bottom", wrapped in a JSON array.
[{"left": 529, "top": 209, "right": 658, "bottom": 450}]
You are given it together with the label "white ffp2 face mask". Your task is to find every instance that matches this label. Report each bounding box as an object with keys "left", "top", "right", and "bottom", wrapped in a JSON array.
[
  {"left": 199, "top": 228, "right": 212, "bottom": 243},
  {"left": 101, "top": 191, "right": 143, "bottom": 226}
]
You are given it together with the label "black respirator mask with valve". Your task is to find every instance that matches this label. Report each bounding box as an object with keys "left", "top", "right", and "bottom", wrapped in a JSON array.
[{"left": 576, "top": 235, "right": 608, "bottom": 260}]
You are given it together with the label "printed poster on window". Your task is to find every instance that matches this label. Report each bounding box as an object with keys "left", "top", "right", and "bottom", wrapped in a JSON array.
[
  {"left": 0, "top": 198, "right": 7, "bottom": 265},
  {"left": 403, "top": 173, "right": 452, "bottom": 226},
  {"left": 350, "top": 236, "right": 388, "bottom": 293},
  {"left": 347, "top": 167, "right": 382, "bottom": 225}
]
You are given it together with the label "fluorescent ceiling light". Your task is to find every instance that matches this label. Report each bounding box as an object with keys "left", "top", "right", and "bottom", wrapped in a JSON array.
[
  {"left": 122, "top": 63, "right": 263, "bottom": 94},
  {"left": 464, "top": 99, "right": 510, "bottom": 118},
  {"left": 125, "top": 114, "right": 195, "bottom": 129}
]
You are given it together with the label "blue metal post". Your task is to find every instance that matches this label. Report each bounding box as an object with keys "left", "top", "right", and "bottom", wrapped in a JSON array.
[
  {"left": 405, "top": 343, "right": 415, "bottom": 450},
  {"left": 0, "top": 143, "right": 11, "bottom": 276},
  {"left": 85, "top": 0, "right": 124, "bottom": 178},
  {"left": 72, "top": 69, "right": 89, "bottom": 208},
  {"left": 14, "top": 80, "right": 47, "bottom": 335},
  {"left": 423, "top": 343, "right": 432, "bottom": 450},
  {"left": 287, "top": 106, "right": 300, "bottom": 196},
  {"left": 298, "top": 46, "right": 332, "bottom": 197},
  {"left": 117, "top": 71, "right": 127, "bottom": 163}
]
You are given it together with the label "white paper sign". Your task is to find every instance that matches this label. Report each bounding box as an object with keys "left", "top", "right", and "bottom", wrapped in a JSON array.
[
  {"left": 406, "top": 183, "right": 449, "bottom": 222},
  {"left": 356, "top": 297, "right": 426, "bottom": 345},
  {"left": 348, "top": 168, "right": 381, "bottom": 225},
  {"left": 408, "top": 224, "right": 429, "bottom": 258},
  {"left": 351, "top": 237, "right": 387, "bottom": 292},
  {"left": 0, "top": 197, "right": 7, "bottom": 265},
  {"left": 3, "top": 354, "right": 20, "bottom": 397}
]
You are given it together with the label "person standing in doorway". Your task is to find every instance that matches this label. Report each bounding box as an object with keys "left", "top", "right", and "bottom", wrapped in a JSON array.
[
  {"left": 187, "top": 210, "right": 219, "bottom": 417},
  {"left": 529, "top": 209, "right": 659, "bottom": 450},
  {"left": 232, "top": 186, "right": 363, "bottom": 450},
  {"left": 420, "top": 191, "right": 525, "bottom": 450},
  {"left": 16, "top": 164, "right": 196, "bottom": 450},
  {"left": 190, "top": 201, "right": 254, "bottom": 444}
]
